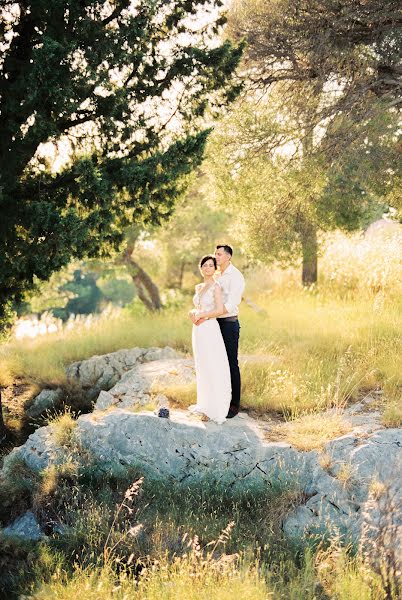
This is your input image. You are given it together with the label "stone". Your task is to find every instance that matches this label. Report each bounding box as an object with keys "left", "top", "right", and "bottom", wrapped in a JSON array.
[
  {"left": 2, "top": 412, "right": 401, "bottom": 550},
  {"left": 93, "top": 358, "right": 196, "bottom": 411},
  {"left": 65, "top": 346, "right": 181, "bottom": 398},
  {"left": 359, "top": 479, "right": 402, "bottom": 576},
  {"left": 25, "top": 388, "right": 63, "bottom": 418},
  {"left": 283, "top": 429, "right": 402, "bottom": 542},
  {"left": 2, "top": 511, "right": 45, "bottom": 541},
  {"left": 4, "top": 410, "right": 307, "bottom": 490},
  {"left": 3, "top": 423, "right": 66, "bottom": 473},
  {"left": 1, "top": 346, "right": 400, "bottom": 557}
]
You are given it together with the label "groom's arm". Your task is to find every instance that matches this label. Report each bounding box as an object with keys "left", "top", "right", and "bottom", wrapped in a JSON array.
[
  {"left": 223, "top": 273, "right": 245, "bottom": 315},
  {"left": 195, "top": 286, "right": 226, "bottom": 322}
]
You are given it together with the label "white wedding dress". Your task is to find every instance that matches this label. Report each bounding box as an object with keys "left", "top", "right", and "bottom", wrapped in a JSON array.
[{"left": 189, "top": 282, "right": 231, "bottom": 424}]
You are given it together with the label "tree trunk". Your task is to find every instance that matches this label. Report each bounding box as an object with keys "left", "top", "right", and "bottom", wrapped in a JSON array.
[
  {"left": 0, "top": 390, "right": 8, "bottom": 446},
  {"left": 122, "top": 246, "right": 162, "bottom": 311},
  {"left": 178, "top": 260, "right": 186, "bottom": 289},
  {"left": 300, "top": 222, "right": 318, "bottom": 286}
]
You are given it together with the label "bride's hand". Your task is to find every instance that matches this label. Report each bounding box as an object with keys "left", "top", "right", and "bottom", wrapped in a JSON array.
[
  {"left": 189, "top": 309, "right": 197, "bottom": 323},
  {"left": 194, "top": 312, "right": 207, "bottom": 326}
]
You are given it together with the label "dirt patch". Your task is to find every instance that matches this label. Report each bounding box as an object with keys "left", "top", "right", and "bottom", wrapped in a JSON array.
[
  {"left": 0, "top": 381, "right": 39, "bottom": 446},
  {"left": 1, "top": 381, "right": 38, "bottom": 418}
]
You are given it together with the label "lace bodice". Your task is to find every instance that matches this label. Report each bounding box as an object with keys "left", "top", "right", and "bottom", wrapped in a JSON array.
[{"left": 193, "top": 282, "right": 219, "bottom": 312}]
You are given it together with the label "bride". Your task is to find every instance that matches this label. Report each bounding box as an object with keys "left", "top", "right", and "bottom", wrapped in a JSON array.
[{"left": 188, "top": 254, "right": 231, "bottom": 424}]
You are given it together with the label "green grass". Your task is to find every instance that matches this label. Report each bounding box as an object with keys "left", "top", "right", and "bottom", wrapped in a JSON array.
[
  {"left": 1, "top": 288, "right": 401, "bottom": 421},
  {"left": 0, "top": 465, "right": 394, "bottom": 599},
  {"left": 1, "top": 245, "right": 400, "bottom": 598}
]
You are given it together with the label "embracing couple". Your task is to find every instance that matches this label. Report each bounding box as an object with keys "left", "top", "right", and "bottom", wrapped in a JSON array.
[{"left": 188, "top": 245, "right": 245, "bottom": 424}]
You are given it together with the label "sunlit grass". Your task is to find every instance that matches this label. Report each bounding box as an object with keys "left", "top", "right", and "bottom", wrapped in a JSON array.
[
  {"left": 0, "top": 308, "right": 190, "bottom": 387},
  {"left": 49, "top": 410, "right": 77, "bottom": 447},
  {"left": 0, "top": 291, "right": 400, "bottom": 421},
  {"left": 265, "top": 413, "right": 351, "bottom": 451},
  {"left": 382, "top": 402, "right": 402, "bottom": 428},
  {"left": 9, "top": 476, "right": 392, "bottom": 600},
  {"left": 1, "top": 230, "right": 401, "bottom": 421}
]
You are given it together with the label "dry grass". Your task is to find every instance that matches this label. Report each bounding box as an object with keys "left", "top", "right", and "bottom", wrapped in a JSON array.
[
  {"left": 319, "top": 452, "right": 333, "bottom": 471},
  {"left": 335, "top": 463, "right": 355, "bottom": 488},
  {"left": 368, "top": 479, "right": 387, "bottom": 501},
  {"left": 265, "top": 413, "right": 351, "bottom": 451},
  {"left": 381, "top": 402, "right": 402, "bottom": 428},
  {"left": 49, "top": 410, "right": 77, "bottom": 447},
  {"left": 158, "top": 382, "right": 197, "bottom": 409},
  {"left": 0, "top": 229, "right": 400, "bottom": 436}
]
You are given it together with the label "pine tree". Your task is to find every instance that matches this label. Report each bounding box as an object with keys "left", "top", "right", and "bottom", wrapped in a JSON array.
[{"left": 0, "top": 0, "right": 243, "bottom": 328}]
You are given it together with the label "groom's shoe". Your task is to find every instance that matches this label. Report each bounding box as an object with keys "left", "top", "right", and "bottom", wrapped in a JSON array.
[{"left": 226, "top": 406, "right": 239, "bottom": 419}]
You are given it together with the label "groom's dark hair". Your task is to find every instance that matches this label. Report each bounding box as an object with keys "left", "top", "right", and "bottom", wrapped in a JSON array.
[{"left": 216, "top": 244, "right": 233, "bottom": 256}]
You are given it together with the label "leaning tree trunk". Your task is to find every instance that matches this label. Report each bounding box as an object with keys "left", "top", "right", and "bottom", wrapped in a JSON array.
[
  {"left": 177, "top": 260, "right": 186, "bottom": 289},
  {"left": 300, "top": 221, "right": 318, "bottom": 286},
  {"left": 122, "top": 244, "right": 162, "bottom": 311},
  {"left": 0, "top": 390, "right": 7, "bottom": 446}
]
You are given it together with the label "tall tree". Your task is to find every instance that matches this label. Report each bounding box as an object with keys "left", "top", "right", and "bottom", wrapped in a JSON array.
[
  {"left": 209, "top": 0, "right": 401, "bottom": 283},
  {"left": 228, "top": 0, "right": 401, "bottom": 156},
  {"left": 208, "top": 101, "right": 399, "bottom": 283},
  {"left": 156, "top": 171, "right": 233, "bottom": 289},
  {"left": 0, "top": 0, "right": 243, "bottom": 329}
]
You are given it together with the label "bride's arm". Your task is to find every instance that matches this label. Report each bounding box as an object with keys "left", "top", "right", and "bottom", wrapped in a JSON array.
[
  {"left": 197, "top": 285, "right": 226, "bottom": 320},
  {"left": 189, "top": 285, "right": 201, "bottom": 323}
]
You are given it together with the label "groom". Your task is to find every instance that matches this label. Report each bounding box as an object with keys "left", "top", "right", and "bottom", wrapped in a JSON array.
[
  {"left": 196, "top": 244, "right": 245, "bottom": 418},
  {"left": 215, "top": 245, "right": 245, "bottom": 418}
]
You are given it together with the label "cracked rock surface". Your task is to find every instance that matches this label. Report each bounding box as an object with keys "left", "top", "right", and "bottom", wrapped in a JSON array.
[
  {"left": 65, "top": 345, "right": 181, "bottom": 398},
  {"left": 2, "top": 408, "right": 401, "bottom": 552},
  {"left": 95, "top": 358, "right": 195, "bottom": 410}
]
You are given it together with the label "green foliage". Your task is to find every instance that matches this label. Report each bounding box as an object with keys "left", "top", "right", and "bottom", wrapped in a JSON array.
[
  {"left": 215, "top": 0, "right": 402, "bottom": 282},
  {"left": 208, "top": 98, "right": 400, "bottom": 279},
  {"left": 0, "top": 0, "right": 243, "bottom": 330},
  {"left": 148, "top": 172, "right": 237, "bottom": 288},
  {"left": 97, "top": 275, "right": 135, "bottom": 306},
  {"left": 228, "top": 0, "right": 401, "bottom": 155},
  {"left": 60, "top": 269, "right": 103, "bottom": 315}
]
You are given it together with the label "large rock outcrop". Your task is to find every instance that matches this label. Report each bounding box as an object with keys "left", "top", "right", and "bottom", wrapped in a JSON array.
[
  {"left": 3, "top": 407, "right": 401, "bottom": 550},
  {"left": 1, "top": 348, "right": 401, "bottom": 560},
  {"left": 65, "top": 345, "right": 181, "bottom": 398},
  {"left": 95, "top": 358, "right": 195, "bottom": 410}
]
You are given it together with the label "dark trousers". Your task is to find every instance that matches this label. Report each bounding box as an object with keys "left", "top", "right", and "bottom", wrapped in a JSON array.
[{"left": 217, "top": 319, "right": 241, "bottom": 412}]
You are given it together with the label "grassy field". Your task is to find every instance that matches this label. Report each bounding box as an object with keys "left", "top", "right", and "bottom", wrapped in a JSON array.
[
  {"left": 0, "top": 454, "right": 394, "bottom": 599},
  {"left": 1, "top": 285, "right": 401, "bottom": 425},
  {"left": 1, "top": 230, "right": 401, "bottom": 423},
  {"left": 0, "top": 232, "right": 401, "bottom": 598}
]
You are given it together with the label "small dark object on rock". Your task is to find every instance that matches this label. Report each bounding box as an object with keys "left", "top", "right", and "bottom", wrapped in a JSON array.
[{"left": 158, "top": 407, "right": 170, "bottom": 418}]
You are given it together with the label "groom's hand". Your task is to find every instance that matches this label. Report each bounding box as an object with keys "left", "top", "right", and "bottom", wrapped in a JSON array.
[{"left": 195, "top": 317, "right": 207, "bottom": 326}]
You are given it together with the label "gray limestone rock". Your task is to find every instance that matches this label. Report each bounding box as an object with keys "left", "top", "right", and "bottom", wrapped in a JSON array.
[
  {"left": 283, "top": 429, "right": 402, "bottom": 543},
  {"left": 65, "top": 346, "right": 180, "bottom": 398},
  {"left": 25, "top": 388, "right": 63, "bottom": 418},
  {"left": 1, "top": 412, "right": 401, "bottom": 554},
  {"left": 94, "top": 358, "right": 196, "bottom": 411},
  {"left": 1, "top": 346, "right": 400, "bottom": 555},
  {"left": 2, "top": 511, "right": 45, "bottom": 540},
  {"left": 359, "top": 479, "right": 402, "bottom": 577}
]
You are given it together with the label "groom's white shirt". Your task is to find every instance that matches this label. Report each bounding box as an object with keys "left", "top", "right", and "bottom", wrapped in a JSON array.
[{"left": 216, "top": 263, "right": 245, "bottom": 317}]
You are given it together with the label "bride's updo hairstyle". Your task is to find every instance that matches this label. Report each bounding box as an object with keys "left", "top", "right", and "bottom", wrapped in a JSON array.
[{"left": 199, "top": 254, "right": 217, "bottom": 271}]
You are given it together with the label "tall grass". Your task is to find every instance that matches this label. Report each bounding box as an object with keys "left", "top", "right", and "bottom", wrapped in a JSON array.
[
  {"left": 0, "top": 464, "right": 393, "bottom": 599},
  {"left": 0, "top": 230, "right": 400, "bottom": 420}
]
